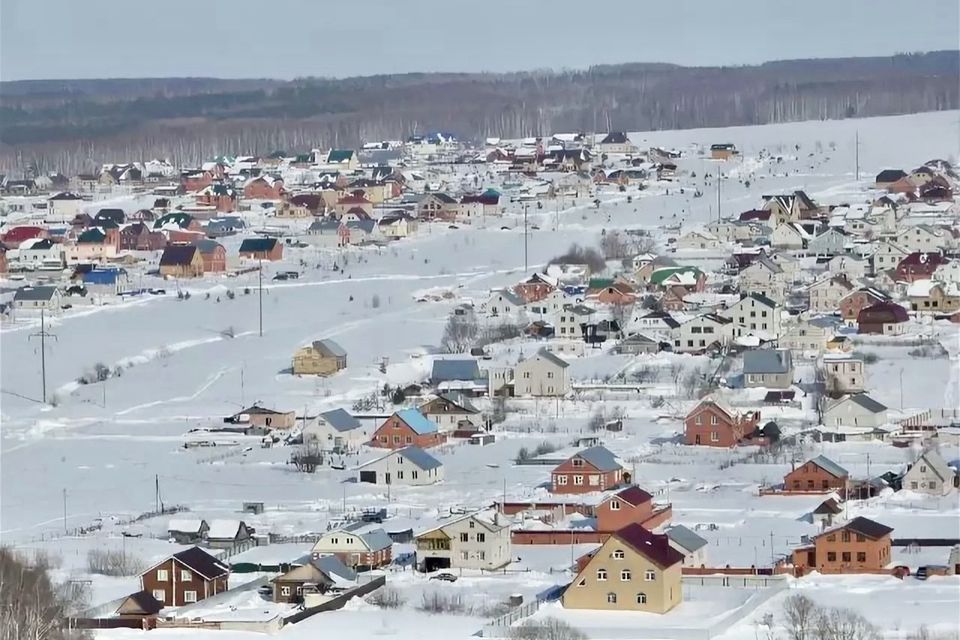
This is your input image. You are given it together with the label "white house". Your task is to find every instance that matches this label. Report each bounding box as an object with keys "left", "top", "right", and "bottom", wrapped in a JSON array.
[
  {"left": 871, "top": 240, "right": 909, "bottom": 275},
  {"left": 664, "top": 524, "right": 708, "bottom": 568},
  {"left": 556, "top": 303, "right": 595, "bottom": 339},
  {"left": 414, "top": 509, "right": 512, "bottom": 572},
  {"left": 483, "top": 288, "right": 525, "bottom": 318},
  {"left": 527, "top": 288, "right": 569, "bottom": 317},
  {"left": 47, "top": 192, "right": 84, "bottom": 219},
  {"left": 738, "top": 254, "right": 787, "bottom": 303},
  {"left": 902, "top": 450, "right": 955, "bottom": 496},
  {"left": 823, "top": 394, "right": 888, "bottom": 429},
  {"left": 807, "top": 275, "right": 855, "bottom": 315},
  {"left": 310, "top": 527, "right": 393, "bottom": 570},
  {"left": 670, "top": 313, "right": 733, "bottom": 353},
  {"left": 821, "top": 355, "right": 865, "bottom": 395},
  {"left": 13, "top": 286, "right": 62, "bottom": 312},
  {"left": 718, "top": 293, "right": 781, "bottom": 339},
  {"left": 357, "top": 446, "right": 444, "bottom": 486},
  {"left": 514, "top": 348, "right": 570, "bottom": 397},
  {"left": 16, "top": 238, "right": 65, "bottom": 269},
  {"left": 676, "top": 229, "right": 722, "bottom": 251},
  {"left": 303, "top": 408, "right": 368, "bottom": 452},
  {"left": 896, "top": 225, "right": 950, "bottom": 253}
]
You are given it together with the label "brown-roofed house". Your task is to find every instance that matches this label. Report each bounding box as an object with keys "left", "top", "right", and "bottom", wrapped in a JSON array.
[
  {"left": 159, "top": 244, "right": 203, "bottom": 278},
  {"left": 791, "top": 517, "right": 893, "bottom": 575},
  {"left": 139, "top": 547, "right": 229, "bottom": 607}
]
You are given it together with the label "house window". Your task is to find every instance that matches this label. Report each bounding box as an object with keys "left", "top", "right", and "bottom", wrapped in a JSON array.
[
  {"left": 479, "top": 551, "right": 486, "bottom": 560},
  {"left": 477, "top": 533, "right": 486, "bottom": 543},
  {"left": 842, "top": 552, "right": 851, "bottom": 562},
  {"left": 461, "top": 551, "right": 469, "bottom": 560},
  {"left": 573, "top": 475, "right": 583, "bottom": 485},
  {"left": 547, "top": 372, "right": 554, "bottom": 379},
  {"left": 597, "top": 568, "right": 608, "bottom": 581},
  {"left": 929, "top": 481, "right": 937, "bottom": 489},
  {"left": 612, "top": 550, "right": 625, "bottom": 559},
  {"left": 606, "top": 592, "right": 617, "bottom": 604},
  {"left": 523, "top": 372, "right": 531, "bottom": 379},
  {"left": 393, "top": 435, "right": 400, "bottom": 443},
  {"left": 711, "top": 415, "right": 718, "bottom": 425},
  {"left": 841, "top": 531, "right": 850, "bottom": 543},
  {"left": 855, "top": 534, "right": 865, "bottom": 543},
  {"left": 152, "top": 589, "right": 166, "bottom": 602},
  {"left": 461, "top": 533, "right": 469, "bottom": 542},
  {"left": 183, "top": 591, "right": 197, "bottom": 603},
  {"left": 610, "top": 500, "right": 621, "bottom": 511},
  {"left": 620, "top": 569, "right": 632, "bottom": 581},
  {"left": 636, "top": 593, "right": 647, "bottom": 604},
  {"left": 156, "top": 569, "right": 169, "bottom": 582},
  {"left": 644, "top": 570, "right": 655, "bottom": 581},
  {"left": 589, "top": 475, "right": 600, "bottom": 486},
  {"left": 557, "top": 475, "right": 568, "bottom": 485},
  {"left": 180, "top": 570, "right": 191, "bottom": 582},
  {"left": 710, "top": 432, "right": 719, "bottom": 442},
  {"left": 572, "top": 458, "right": 583, "bottom": 467},
  {"left": 827, "top": 552, "right": 837, "bottom": 562},
  {"left": 412, "top": 470, "right": 419, "bottom": 479},
  {"left": 397, "top": 471, "right": 404, "bottom": 480},
  {"left": 857, "top": 552, "right": 866, "bottom": 563},
  {"left": 405, "top": 436, "right": 412, "bottom": 444},
  {"left": 281, "top": 586, "right": 291, "bottom": 596},
  {"left": 469, "top": 521, "right": 475, "bottom": 529}
]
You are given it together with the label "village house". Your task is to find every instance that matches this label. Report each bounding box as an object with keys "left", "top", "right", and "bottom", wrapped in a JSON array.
[
  {"left": 239, "top": 237, "right": 283, "bottom": 261},
  {"left": 48, "top": 191, "right": 85, "bottom": 220},
  {"left": 664, "top": 524, "right": 709, "bottom": 568},
  {"left": 483, "top": 288, "right": 526, "bottom": 318},
  {"left": 827, "top": 255, "right": 868, "bottom": 279},
  {"left": 856, "top": 301, "right": 909, "bottom": 335},
  {"left": 738, "top": 254, "right": 787, "bottom": 303},
  {"left": 378, "top": 211, "right": 418, "bottom": 240},
  {"left": 370, "top": 409, "right": 445, "bottom": 449},
  {"left": 902, "top": 449, "right": 955, "bottom": 496},
  {"left": 513, "top": 273, "right": 558, "bottom": 304},
  {"left": 514, "top": 348, "right": 571, "bottom": 397},
  {"left": 907, "top": 280, "right": 960, "bottom": 313},
  {"left": 556, "top": 304, "right": 596, "bottom": 339},
  {"left": 648, "top": 266, "right": 706, "bottom": 292},
  {"left": 875, "top": 169, "right": 907, "bottom": 188},
  {"left": 670, "top": 313, "right": 733, "bottom": 354},
  {"left": 676, "top": 229, "right": 722, "bottom": 251},
  {"left": 839, "top": 287, "right": 890, "bottom": 323},
  {"left": 13, "top": 285, "right": 63, "bottom": 312},
  {"left": 791, "top": 517, "right": 893, "bottom": 575},
  {"left": 16, "top": 238, "right": 65, "bottom": 269},
  {"left": 418, "top": 393, "right": 480, "bottom": 432},
  {"left": 896, "top": 252, "right": 950, "bottom": 283},
  {"left": 807, "top": 275, "right": 855, "bottom": 315},
  {"left": 784, "top": 455, "right": 849, "bottom": 493},
  {"left": 779, "top": 315, "right": 837, "bottom": 353},
  {"left": 415, "top": 510, "right": 512, "bottom": 572},
  {"left": 742, "top": 348, "right": 793, "bottom": 389},
  {"left": 166, "top": 519, "right": 209, "bottom": 544},
  {"left": 895, "top": 225, "right": 951, "bottom": 254},
  {"left": 195, "top": 239, "right": 226, "bottom": 273},
  {"left": 416, "top": 192, "right": 458, "bottom": 220},
  {"left": 593, "top": 486, "right": 666, "bottom": 532},
  {"left": 563, "top": 523, "right": 684, "bottom": 614},
  {"left": 760, "top": 191, "right": 820, "bottom": 223},
  {"left": 684, "top": 399, "right": 761, "bottom": 447},
  {"left": 205, "top": 520, "right": 253, "bottom": 549},
  {"left": 65, "top": 227, "right": 119, "bottom": 264},
  {"left": 140, "top": 547, "right": 229, "bottom": 608},
  {"left": 303, "top": 408, "right": 367, "bottom": 452},
  {"left": 358, "top": 446, "right": 444, "bottom": 486},
  {"left": 551, "top": 446, "right": 626, "bottom": 494},
  {"left": 292, "top": 338, "right": 347, "bottom": 376},
  {"left": 271, "top": 555, "right": 356, "bottom": 605},
  {"left": 195, "top": 182, "right": 239, "bottom": 212},
  {"left": 527, "top": 287, "right": 569, "bottom": 317},
  {"left": 308, "top": 218, "right": 350, "bottom": 248},
  {"left": 629, "top": 309, "right": 680, "bottom": 337},
  {"left": 311, "top": 527, "right": 393, "bottom": 570},
  {"left": 159, "top": 244, "right": 204, "bottom": 278},
  {"left": 719, "top": 293, "right": 781, "bottom": 339},
  {"left": 596, "top": 131, "right": 637, "bottom": 155},
  {"left": 119, "top": 222, "right": 166, "bottom": 251},
  {"left": 243, "top": 175, "right": 285, "bottom": 200},
  {"left": 228, "top": 404, "right": 295, "bottom": 430},
  {"left": 822, "top": 355, "right": 865, "bottom": 395},
  {"left": 823, "top": 394, "right": 888, "bottom": 429}
]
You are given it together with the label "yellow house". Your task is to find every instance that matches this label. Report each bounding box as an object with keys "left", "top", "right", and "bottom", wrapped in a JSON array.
[
  {"left": 292, "top": 339, "right": 347, "bottom": 376},
  {"left": 563, "top": 524, "right": 684, "bottom": 614}
]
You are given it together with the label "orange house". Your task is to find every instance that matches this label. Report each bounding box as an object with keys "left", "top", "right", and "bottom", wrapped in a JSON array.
[
  {"left": 551, "top": 446, "right": 625, "bottom": 494},
  {"left": 196, "top": 240, "right": 227, "bottom": 273},
  {"left": 792, "top": 517, "right": 893, "bottom": 574},
  {"left": 370, "top": 409, "right": 445, "bottom": 449},
  {"left": 839, "top": 289, "right": 889, "bottom": 322},
  {"left": 783, "top": 455, "right": 848, "bottom": 493},
  {"left": 243, "top": 176, "right": 285, "bottom": 200},
  {"left": 595, "top": 486, "right": 654, "bottom": 531},
  {"left": 593, "top": 283, "right": 638, "bottom": 306},
  {"left": 684, "top": 400, "right": 760, "bottom": 447},
  {"left": 514, "top": 274, "right": 557, "bottom": 304},
  {"left": 239, "top": 237, "right": 283, "bottom": 261}
]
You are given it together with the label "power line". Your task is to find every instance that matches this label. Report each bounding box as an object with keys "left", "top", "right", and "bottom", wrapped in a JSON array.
[{"left": 28, "top": 309, "right": 57, "bottom": 404}]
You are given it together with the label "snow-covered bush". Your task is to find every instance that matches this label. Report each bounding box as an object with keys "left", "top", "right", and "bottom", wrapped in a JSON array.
[
  {"left": 509, "top": 618, "right": 587, "bottom": 640},
  {"left": 87, "top": 549, "right": 145, "bottom": 577}
]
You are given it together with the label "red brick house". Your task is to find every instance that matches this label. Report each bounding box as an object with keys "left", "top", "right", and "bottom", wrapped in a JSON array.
[
  {"left": 196, "top": 239, "right": 227, "bottom": 273},
  {"left": 181, "top": 170, "right": 214, "bottom": 192},
  {"left": 592, "top": 282, "right": 638, "bottom": 306},
  {"left": 684, "top": 400, "right": 760, "bottom": 447},
  {"left": 139, "top": 547, "right": 229, "bottom": 608},
  {"left": 838, "top": 288, "right": 889, "bottom": 323},
  {"left": 513, "top": 273, "right": 557, "bottom": 304},
  {"left": 857, "top": 301, "right": 909, "bottom": 335},
  {"left": 783, "top": 455, "right": 848, "bottom": 493},
  {"left": 370, "top": 409, "right": 445, "bottom": 449},
  {"left": 551, "top": 446, "right": 626, "bottom": 494},
  {"left": 243, "top": 175, "right": 285, "bottom": 200},
  {"left": 196, "top": 182, "right": 239, "bottom": 213},
  {"left": 120, "top": 223, "right": 167, "bottom": 251},
  {"left": 895, "top": 252, "right": 949, "bottom": 283},
  {"left": 238, "top": 237, "right": 283, "bottom": 261},
  {"left": 791, "top": 517, "right": 893, "bottom": 575},
  {"left": 595, "top": 486, "right": 655, "bottom": 531}
]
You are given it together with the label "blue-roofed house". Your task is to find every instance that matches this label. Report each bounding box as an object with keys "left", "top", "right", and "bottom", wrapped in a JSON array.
[
  {"left": 311, "top": 525, "right": 393, "bottom": 571},
  {"left": 270, "top": 553, "right": 357, "bottom": 604},
  {"left": 370, "top": 409, "right": 444, "bottom": 449},
  {"left": 357, "top": 446, "right": 444, "bottom": 486},
  {"left": 303, "top": 408, "right": 368, "bottom": 452},
  {"left": 80, "top": 267, "right": 129, "bottom": 296},
  {"left": 430, "top": 359, "right": 481, "bottom": 386}
]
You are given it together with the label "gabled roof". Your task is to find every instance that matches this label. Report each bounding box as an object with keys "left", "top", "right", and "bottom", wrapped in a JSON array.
[
  {"left": 14, "top": 286, "right": 59, "bottom": 301},
  {"left": 823, "top": 516, "right": 893, "bottom": 541},
  {"left": 531, "top": 348, "right": 569, "bottom": 369},
  {"left": 207, "top": 519, "right": 247, "bottom": 540},
  {"left": 169, "top": 547, "right": 229, "bottom": 580},
  {"left": 320, "top": 408, "right": 361, "bottom": 432},
  {"left": 911, "top": 449, "right": 955, "bottom": 483},
  {"left": 612, "top": 485, "right": 653, "bottom": 507},
  {"left": 168, "top": 518, "right": 207, "bottom": 534},
  {"left": 159, "top": 244, "right": 198, "bottom": 266},
  {"left": 743, "top": 349, "right": 792, "bottom": 375},
  {"left": 116, "top": 590, "right": 164, "bottom": 616},
  {"left": 571, "top": 446, "right": 621, "bottom": 472},
  {"left": 395, "top": 409, "right": 438, "bottom": 435},
  {"left": 430, "top": 359, "right": 480, "bottom": 383},
  {"left": 600, "top": 132, "right": 629, "bottom": 145},
  {"left": 434, "top": 391, "right": 479, "bottom": 414},
  {"left": 665, "top": 524, "right": 708, "bottom": 553},
  {"left": 805, "top": 455, "right": 849, "bottom": 479},
  {"left": 613, "top": 523, "right": 685, "bottom": 569},
  {"left": 311, "top": 338, "right": 346, "bottom": 358},
  {"left": 239, "top": 237, "right": 278, "bottom": 253}
]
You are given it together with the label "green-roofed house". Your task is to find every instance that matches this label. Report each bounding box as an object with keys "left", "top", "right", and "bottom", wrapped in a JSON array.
[
  {"left": 66, "top": 226, "right": 119, "bottom": 264},
  {"left": 648, "top": 266, "right": 706, "bottom": 292},
  {"left": 238, "top": 237, "right": 283, "bottom": 261},
  {"left": 321, "top": 149, "right": 358, "bottom": 170}
]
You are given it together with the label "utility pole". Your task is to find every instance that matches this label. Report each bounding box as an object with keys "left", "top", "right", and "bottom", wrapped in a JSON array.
[
  {"left": 523, "top": 203, "right": 529, "bottom": 273},
  {"left": 855, "top": 130, "right": 860, "bottom": 182},
  {"left": 155, "top": 475, "right": 160, "bottom": 513},
  {"left": 716, "top": 172, "right": 722, "bottom": 221},
  {"left": 62, "top": 488, "right": 67, "bottom": 534},
  {"left": 258, "top": 259, "right": 264, "bottom": 337},
  {"left": 29, "top": 309, "right": 57, "bottom": 404}
]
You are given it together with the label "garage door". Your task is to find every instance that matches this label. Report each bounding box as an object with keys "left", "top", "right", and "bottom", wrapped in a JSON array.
[{"left": 359, "top": 471, "right": 377, "bottom": 484}]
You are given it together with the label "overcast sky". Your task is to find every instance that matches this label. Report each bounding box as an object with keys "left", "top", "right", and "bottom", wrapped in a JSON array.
[{"left": 2, "top": 0, "right": 958, "bottom": 81}]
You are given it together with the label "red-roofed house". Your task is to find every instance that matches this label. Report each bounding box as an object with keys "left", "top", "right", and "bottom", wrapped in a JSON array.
[
  {"left": 243, "top": 176, "right": 286, "bottom": 200},
  {"left": 595, "top": 486, "right": 657, "bottom": 531},
  {"left": 2, "top": 226, "right": 47, "bottom": 245},
  {"left": 895, "top": 252, "right": 950, "bottom": 283},
  {"left": 857, "top": 302, "right": 909, "bottom": 335},
  {"left": 333, "top": 195, "right": 373, "bottom": 218}
]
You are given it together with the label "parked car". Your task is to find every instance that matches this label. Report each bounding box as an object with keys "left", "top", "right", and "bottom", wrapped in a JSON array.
[{"left": 430, "top": 572, "right": 458, "bottom": 582}]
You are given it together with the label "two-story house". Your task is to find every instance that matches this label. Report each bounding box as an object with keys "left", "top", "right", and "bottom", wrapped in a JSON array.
[
  {"left": 684, "top": 399, "right": 761, "bottom": 447},
  {"left": 514, "top": 349, "right": 571, "bottom": 397},
  {"left": 415, "top": 510, "right": 511, "bottom": 572},
  {"left": 551, "top": 446, "right": 626, "bottom": 494},
  {"left": 718, "top": 293, "right": 781, "bottom": 339},
  {"left": 791, "top": 517, "right": 893, "bottom": 574},
  {"left": 139, "top": 547, "right": 229, "bottom": 608},
  {"left": 670, "top": 314, "right": 733, "bottom": 353}
]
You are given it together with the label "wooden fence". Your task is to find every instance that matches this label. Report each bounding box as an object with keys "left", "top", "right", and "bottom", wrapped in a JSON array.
[{"left": 283, "top": 576, "right": 386, "bottom": 624}]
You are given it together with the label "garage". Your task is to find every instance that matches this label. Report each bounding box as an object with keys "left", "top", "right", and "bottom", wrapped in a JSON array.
[{"left": 359, "top": 470, "right": 377, "bottom": 484}]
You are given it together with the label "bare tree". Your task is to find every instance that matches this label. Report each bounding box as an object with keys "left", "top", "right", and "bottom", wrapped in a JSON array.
[
  {"left": 441, "top": 312, "right": 478, "bottom": 353},
  {"left": 0, "top": 548, "right": 91, "bottom": 640},
  {"left": 815, "top": 607, "right": 879, "bottom": 640},
  {"left": 290, "top": 443, "right": 324, "bottom": 473},
  {"left": 509, "top": 618, "right": 587, "bottom": 640},
  {"left": 782, "top": 594, "right": 818, "bottom": 640}
]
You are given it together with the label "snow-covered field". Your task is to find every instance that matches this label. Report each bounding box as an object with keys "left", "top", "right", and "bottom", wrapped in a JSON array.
[{"left": 2, "top": 110, "right": 960, "bottom": 638}]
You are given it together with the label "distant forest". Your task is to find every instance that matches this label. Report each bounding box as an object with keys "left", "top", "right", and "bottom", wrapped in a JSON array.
[{"left": 1, "top": 51, "right": 957, "bottom": 175}]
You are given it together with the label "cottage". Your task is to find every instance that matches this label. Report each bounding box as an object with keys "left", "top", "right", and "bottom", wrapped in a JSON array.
[
  {"left": 48, "top": 191, "right": 85, "bottom": 220},
  {"left": 358, "top": 446, "right": 444, "bottom": 486},
  {"left": 239, "top": 237, "right": 283, "bottom": 261},
  {"left": 167, "top": 519, "right": 209, "bottom": 544},
  {"left": 304, "top": 408, "right": 367, "bottom": 452},
  {"left": 670, "top": 313, "right": 732, "bottom": 353},
  {"left": 856, "top": 301, "right": 909, "bottom": 335},
  {"left": 292, "top": 339, "right": 347, "bottom": 376},
  {"left": 551, "top": 446, "right": 626, "bottom": 494},
  {"left": 140, "top": 547, "right": 229, "bottom": 608},
  {"left": 597, "top": 132, "right": 637, "bottom": 155},
  {"left": 839, "top": 287, "right": 890, "bottom": 323},
  {"left": 663, "top": 524, "right": 709, "bottom": 568},
  {"left": 311, "top": 528, "right": 392, "bottom": 570},
  {"left": 719, "top": 293, "right": 781, "bottom": 339},
  {"left": 822, "top": 355, "right": 865, "bottom": 395},
  {"left": 823, "top": 394, "right": 888, "bottom": 429},
  {"left": 483, "top": 288, "right": 526, "bottom": 318},
  {"left": 370, "top": 409, "right": 445, "bottom": 449},
  {"left": 738, "top": 254, "right": 786, "bottom": 302},
  {"left": 113, "top": 591, "right": 164, "bottom": 620},
  {"left": 676, "top": 230, "right": 722, "bottom": 251},
  {"left": 896, "top": 252, "right": 950, "bottom": 283},
  {"left": 271, "top": 555, "right": 356, "bottom": 604},
  {"left": 205, "top": 520, "right": 253, "bottom": 549},
  {"left": 308, "top": 218, "right": 350, "bottom": 247},
  {"left": 229, "top": 405, "right": 295, "bottom": 430},
  {"left": 684, "top": 399, "right": 760, "bottom": 447},
  {"left": 761, "top": 191, "right": 820, "bottom": 223},
  {"left": 784, "top": 455, "right": 849, "bottom": 493},
  {"left": 159, "top": 244, "right": 204, "bottom": 278},
  {"left": 195, "top": 239, "right": 227, "bottom": 273},
  {"left": 780, "top": 315, "right": 837, "bottom": 353},
  {"left": 902, "top": 449, "right": 955, "bottom": 495},
  {"left": 875, "top": 169, "right": 907, "bottom": 188},
  {"left": 15, "top": 237, "right": 64, "bottom": 269},
  {"left": 896, "top": 226, "right": 951, "bottom": 254},
  {"left": 430, "top": 359, "right": 481, "bottom": 387},
  {"left": 515, "top": 348, "right": 570, "bottom": 397},
  {"left": 742, "top": 349, "right": 793, "bottom": 389},
  {"left": 243, "top": 175, "right": 285, "bottom": 200},
  {"left": 791, "top": 517, "right": 893, "bottom": 574},
  {"left": 563, "top": 523, "right": 683, "bottom": 613},
  {"left": 594, "top": 486, "right": 658, "bottom": 532},
  {"left": 808, "top": 275, "right": 855, "bottom": 315},
  {"left": 119, "top": 222, "right": 166, "bottom": 251},
  {"left": 419, "top": 392, "right": 480, "bottom": 432},
  {"left": 13, "top": 286, "right": 62, "bottom": 312},
  {"left": 415, "top": 510, "right": 511, "bottom": 572}
]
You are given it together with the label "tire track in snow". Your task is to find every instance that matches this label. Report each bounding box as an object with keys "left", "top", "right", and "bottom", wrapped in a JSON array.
[{"left": 115, "top": 367, "right": 232, "bottom": 416}]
